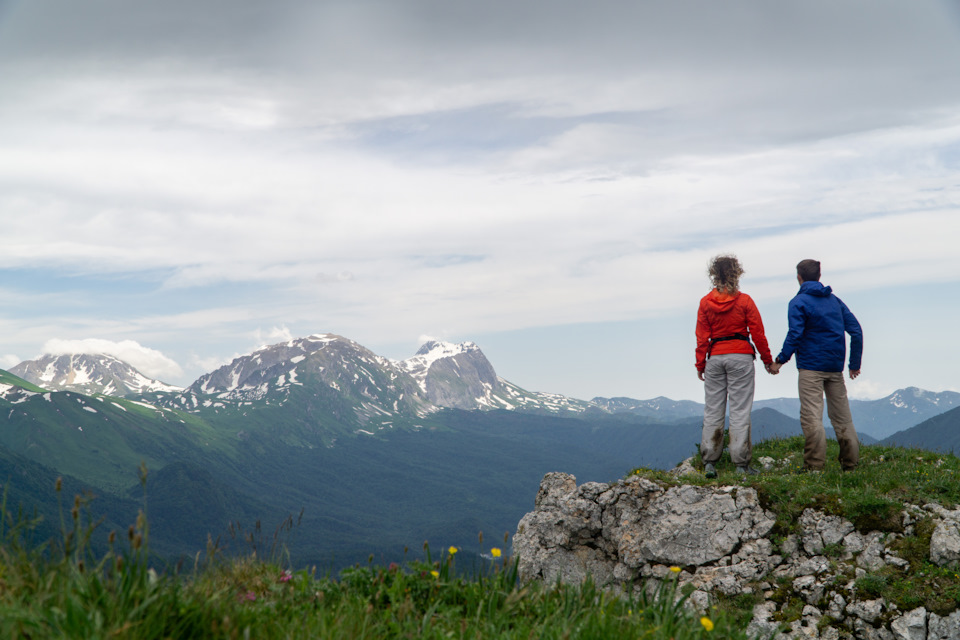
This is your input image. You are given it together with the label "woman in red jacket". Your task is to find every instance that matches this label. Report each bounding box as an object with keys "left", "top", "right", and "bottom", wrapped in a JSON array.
[{"left": 695, "top": 255, "right": 775, "bottom": 478}]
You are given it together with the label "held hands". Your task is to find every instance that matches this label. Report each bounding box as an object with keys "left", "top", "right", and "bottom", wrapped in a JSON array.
[{"left": 765, "top": 362, "right": 782, "bottom": 375}]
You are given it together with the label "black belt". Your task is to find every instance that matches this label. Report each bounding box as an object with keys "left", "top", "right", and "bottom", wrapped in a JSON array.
[
  {"left": 707, "top": 333, "right": 755, "bottom": 359},
  {"left": 710, "top": 333, "right": 750, "bottom": 344}
]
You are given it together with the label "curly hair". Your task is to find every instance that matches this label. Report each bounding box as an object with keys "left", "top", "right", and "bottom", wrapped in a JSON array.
[{"left": 708, "top": 254, "right": 744, "bottom": 293}]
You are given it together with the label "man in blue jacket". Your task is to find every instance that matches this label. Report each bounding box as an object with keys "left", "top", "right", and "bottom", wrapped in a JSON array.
[{"left": 769, "top": 260, "right": 863, "bottom": 472}]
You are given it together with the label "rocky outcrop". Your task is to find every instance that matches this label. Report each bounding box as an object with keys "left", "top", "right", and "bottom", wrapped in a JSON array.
[{"left": 514, "top": 469, "right": 960, "bottom": 640}]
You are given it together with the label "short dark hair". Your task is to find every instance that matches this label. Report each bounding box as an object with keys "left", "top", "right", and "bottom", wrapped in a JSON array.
[{"left": 797, "top": 259, "right": 821, "bottom": 282}]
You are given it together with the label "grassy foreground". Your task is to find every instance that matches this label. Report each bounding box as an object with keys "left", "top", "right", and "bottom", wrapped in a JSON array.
[
  {"left": 0, "top": 476, "right": 746, "bottom": 639},
  {"left": 8, "top": 436, "right": 960, "bottom": 638}
]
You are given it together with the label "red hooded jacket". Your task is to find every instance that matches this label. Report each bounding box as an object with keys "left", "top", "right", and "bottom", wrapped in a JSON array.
[{"left": 695, "top": 289, "right": 773, "bottom": 373}]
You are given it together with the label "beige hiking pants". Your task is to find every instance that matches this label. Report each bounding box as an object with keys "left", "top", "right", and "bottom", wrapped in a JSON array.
[{"left": 798, "top": 369, "right": 859, "bottom": 471}]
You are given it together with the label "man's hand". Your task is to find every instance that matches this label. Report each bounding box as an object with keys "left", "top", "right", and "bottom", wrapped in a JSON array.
[
  {"left": 697, "top": 370, "right": 705, "bottom": 382},
  {"left": 766, "top": 362, "right": 781, "bottom": 375},
  {"left": 850, "top": 369, "right": 861, "bottom": 379}
]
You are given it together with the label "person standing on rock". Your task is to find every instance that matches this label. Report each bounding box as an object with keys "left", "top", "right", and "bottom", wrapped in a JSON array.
[
  {"left": 769, "top": 259, "right": 863, "bottom": 472},
  {"left": 695, "top": 255, "right": 775, "bottom": 478}
]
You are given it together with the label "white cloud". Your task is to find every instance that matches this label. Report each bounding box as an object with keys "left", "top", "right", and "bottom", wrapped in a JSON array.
[
  {"left": 254, "top": 326, "right": 294, "bottom": 348},
  {"left": 0, "top": 354, "right": 20, "bottom": 370},
  {"left": 41, "top": 339, "right": 183, "bottom": 381},
  {"left": 847, "top": 378, "right": 897, "bottom": 401}
]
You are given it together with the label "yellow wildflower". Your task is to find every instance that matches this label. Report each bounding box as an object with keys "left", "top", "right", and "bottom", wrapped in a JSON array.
[
  {"left": 491, "top": 548, "right": 502, "bottom": 558},
  {"left": 670, "top": 566, "right": 681, "bottom": 573},
  {"left": 700, "top": 616, "right": 714, "bottom": 632},
  {"left": 430, "top": 570, "right": 439, "bottom": 578},
  {"left": 448, "top": 546, "right": 458, "bottom": 556}
]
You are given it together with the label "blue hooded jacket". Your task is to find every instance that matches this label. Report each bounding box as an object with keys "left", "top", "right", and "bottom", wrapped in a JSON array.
[{"left": 776, "top": 281, "right": 863, "bottom": 372}]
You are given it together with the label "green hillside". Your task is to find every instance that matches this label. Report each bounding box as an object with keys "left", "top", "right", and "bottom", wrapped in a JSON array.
[{"left": 0, "top": 369, "right": 46, "bottom": 392}]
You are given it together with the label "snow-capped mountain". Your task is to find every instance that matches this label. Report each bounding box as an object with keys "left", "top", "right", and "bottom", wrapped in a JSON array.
[
  {"left": 853, "top": 387, "right": 960, "bottom": 439},
  {"left": 168, "top": 334, "right": 592, "bottom": 421},
  {"left": 177, "top": 333, "right": 434, "bottom": 423},
  {"left": 10, "top": 353, "right": 181, "bottom": 397},
  {"left": 399, "top": 339, "right": 593, "bottom": 413}
]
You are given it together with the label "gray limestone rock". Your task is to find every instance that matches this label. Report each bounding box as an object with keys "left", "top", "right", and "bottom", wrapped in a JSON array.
[
  {"left": 847, "top": 599, "right": 885, "bottom": 624},
  {"left": 746, "top": 602, "right": 781, "bottom": 640},
  {"left": 514, "top": 472, "right": 960, "bottom": 639},
  {"left": 930, "top": 520, "right": 960, "bottom": 567},
  {"left": 890, "top": 607, "right": 926, "bottom": 640},
  {"left": 620, "top": 485, "right": 775, "bottom": 567},
  {"left": 928, "top": 610, "right": 960, "bottom": 640},
  {"left": 857, "top": 533, "right": 889, "bottom": 572}
]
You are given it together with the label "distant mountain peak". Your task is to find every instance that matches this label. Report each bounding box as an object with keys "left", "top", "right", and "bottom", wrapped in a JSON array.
[
  {"left": 191, "top": 333, "right": 372, "bottom": 397},
  {"left": 10, "top": 353, "right": 181, "bottom": 397},
  {"left": 414, "top": 339, "right": 480, "bottom": 356}
]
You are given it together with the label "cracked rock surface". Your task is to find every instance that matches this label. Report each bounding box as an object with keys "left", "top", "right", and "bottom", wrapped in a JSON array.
[{"left": 514, "top": 471, "right": 960, "bottom": 640}]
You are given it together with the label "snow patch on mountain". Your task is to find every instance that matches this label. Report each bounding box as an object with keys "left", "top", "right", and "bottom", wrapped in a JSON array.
[{"left": 399, "top": 340, "right": 482, "bottom": 393}]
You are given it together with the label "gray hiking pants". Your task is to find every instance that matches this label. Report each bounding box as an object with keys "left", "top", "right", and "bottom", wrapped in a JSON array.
[{"left": 701, "top": 353, "right": 755, "bottom": 466}]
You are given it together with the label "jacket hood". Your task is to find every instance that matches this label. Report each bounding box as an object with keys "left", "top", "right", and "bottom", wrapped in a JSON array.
[
  {"left": 799, "top": 281, "right": 833, "bottom": 297},
  {"left": 705, "top": 289, "right": 740, "bottom": 312}
]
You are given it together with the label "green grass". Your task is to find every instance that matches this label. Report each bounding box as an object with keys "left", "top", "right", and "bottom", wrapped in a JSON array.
[
  {"left": 0, "top": 478, "right": 750, "bottom": 639},
  {"left": 10, "top": 436, "right": 960, "bottom": 637},
  {"left": 630, "top": 436, "right": 960, "bottom": 615}
]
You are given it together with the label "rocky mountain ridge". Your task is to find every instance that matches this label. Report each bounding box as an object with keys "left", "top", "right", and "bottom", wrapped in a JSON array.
[{"left": 594, "top": 389, "right": 960, "bottom": 441}]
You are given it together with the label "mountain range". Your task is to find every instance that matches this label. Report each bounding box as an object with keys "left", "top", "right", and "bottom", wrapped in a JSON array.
[
  {"left": 1, "top": 333, "right": 957, "bottom": 569},
  {"left": 592, "top": 388, "right": 960, "bottom": 440}
]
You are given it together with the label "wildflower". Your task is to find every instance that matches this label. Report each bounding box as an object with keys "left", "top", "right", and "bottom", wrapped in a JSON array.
[
  {"left": 670, "top": 566, "right": 681, "bottom": 574},
  {"left": 448, "top": 546, "right": 458, "bottom": 556},
  {"left": 388, "top": 562, "right": 399, "bottom": 572},
  {"left": 430, "top": 570, "right": 439, "bottom": 578},
  {"left": 700, "top": 616, "right": 714, "bottom": 632},
  {"left": 279, "top": 569, "right": 293, "bottom": 583},
  {"left": 491, "top": 548, "right": 502, "bottom": 558}
]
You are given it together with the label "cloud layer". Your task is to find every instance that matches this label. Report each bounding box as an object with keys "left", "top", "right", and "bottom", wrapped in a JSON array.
[{"left": 0, "top": 0, "right": 958, "bottom": 398}]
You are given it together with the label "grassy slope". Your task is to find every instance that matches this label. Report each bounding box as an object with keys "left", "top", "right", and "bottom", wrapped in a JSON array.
[
  {"left": 0, "top": 391, "right": 241, "bottom": 492},
  {"left": 0, "top": 502, "right": 748, "bottom": 640},
  {"left": 0, "top": 370, "right": 47, "bottom": 392},
  {"left": 632, "top": 435, "right": 960, "bottom": 616}
]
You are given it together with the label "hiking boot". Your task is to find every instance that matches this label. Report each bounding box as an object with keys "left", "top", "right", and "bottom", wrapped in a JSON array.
[
  {"left": 736, "top": 465, "right": 759, "bottom": 476},
  {"left": 795, "top": 467, "right": 823, "bottom": 475},
  {"left": 704, "top": 463, "right": 717, "bottom": 479}
]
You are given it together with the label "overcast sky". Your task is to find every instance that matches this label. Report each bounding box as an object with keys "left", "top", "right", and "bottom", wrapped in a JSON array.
[{"left": 1, "top": 0, "right": 959, "bottom": 402}]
